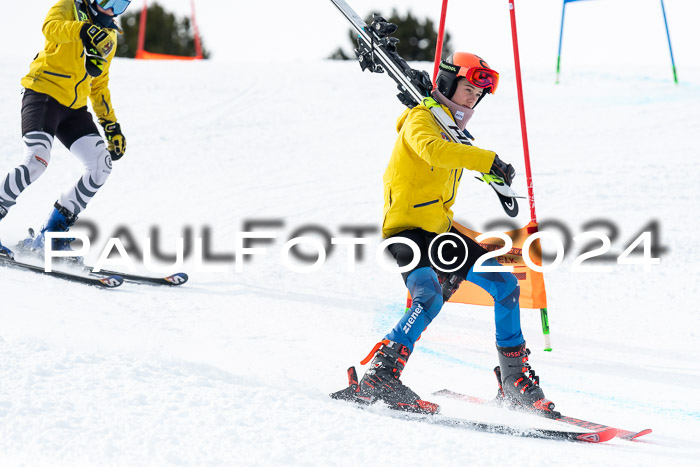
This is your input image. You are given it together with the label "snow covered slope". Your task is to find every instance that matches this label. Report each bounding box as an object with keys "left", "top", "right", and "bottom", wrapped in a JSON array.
[{"left": 1, "top": 54, "right": 699, "bottom": 465}]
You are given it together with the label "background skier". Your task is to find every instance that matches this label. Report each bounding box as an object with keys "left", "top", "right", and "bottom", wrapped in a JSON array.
[{"left": 0, "top": 0, "right": 130, "bottom": 258}]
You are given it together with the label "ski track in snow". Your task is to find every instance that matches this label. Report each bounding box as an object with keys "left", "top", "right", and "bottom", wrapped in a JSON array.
[{"left": 1, "top": 55, "right": 700, "bottom": 466}]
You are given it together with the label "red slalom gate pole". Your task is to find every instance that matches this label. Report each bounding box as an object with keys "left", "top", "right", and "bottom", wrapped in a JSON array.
[
  {"left": 136, "top": 0, "right": 148, "bottom": 58},
  {"left": 432, "top": 0, "right": 449, "bottom": 89},
  {"left": 508, "top": 0, "right": 537, "bottom": 223},
  {"left": 191, "top": 0, "right": 203, "bottom": 59},
  {"left": 509, "top": 1, "right": 552, "bottom": 351}
]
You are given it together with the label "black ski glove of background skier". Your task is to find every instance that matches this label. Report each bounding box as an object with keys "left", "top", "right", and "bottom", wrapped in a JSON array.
[{"left": 79, "top": 23, "right": 114, "bottom": 77}]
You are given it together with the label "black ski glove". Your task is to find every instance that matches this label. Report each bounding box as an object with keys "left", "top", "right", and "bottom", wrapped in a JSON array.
[
  {"left": 99, "top": 119, "right": 126, "bottom": 160},
  {"left": 490, "top": 154, "right": 516, "bottom": 186},
  {"left": 80, "top": 23, "right": 114, "bottom": 77}
]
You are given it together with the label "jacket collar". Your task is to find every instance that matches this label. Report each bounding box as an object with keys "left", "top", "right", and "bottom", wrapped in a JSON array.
[{"left": 431, "top": 90, "right": 474, "bottom": 131}]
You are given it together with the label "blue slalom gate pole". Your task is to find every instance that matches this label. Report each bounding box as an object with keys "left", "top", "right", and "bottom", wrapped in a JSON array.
[
  {"left": 556, "top": 1, "right": 567, "bottom": 84},
  {"left": 660, "top": 0, "right": 678, "bottom": 84}
]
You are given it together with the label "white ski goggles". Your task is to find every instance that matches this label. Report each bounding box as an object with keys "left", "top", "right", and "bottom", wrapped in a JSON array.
[{"left": 96, "top": 0, "right": 131, "bottom": 16}]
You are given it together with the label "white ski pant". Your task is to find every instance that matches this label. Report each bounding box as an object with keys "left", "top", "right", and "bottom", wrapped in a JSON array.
[{"left": 0, "top": 131, "right": 112, "bottom": 218}]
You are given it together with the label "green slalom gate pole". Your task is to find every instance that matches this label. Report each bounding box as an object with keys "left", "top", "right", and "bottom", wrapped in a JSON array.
[{"left": 540, "top": 308, "right": 552, "bottom": 351}]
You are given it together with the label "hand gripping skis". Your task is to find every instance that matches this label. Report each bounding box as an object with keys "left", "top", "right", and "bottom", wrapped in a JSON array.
[
  {"left": 331, "top": 367, "right": 616, "bottom": 443},
  {"left": 328, "top": 0, "right": 524, "bottom": 217}
]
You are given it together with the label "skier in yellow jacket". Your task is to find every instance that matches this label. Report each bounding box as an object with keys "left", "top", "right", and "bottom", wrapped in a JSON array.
[
  {"left": 0, "top": 0, "right": 131, "bottom": 258},
  {"left": 333, "top": 53, "right": 556, "bottom": 416}
]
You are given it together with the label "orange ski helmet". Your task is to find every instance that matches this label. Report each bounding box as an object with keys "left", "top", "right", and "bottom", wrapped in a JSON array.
[{"left": 436, "top": 52, "right": 499, "bottom": 102}]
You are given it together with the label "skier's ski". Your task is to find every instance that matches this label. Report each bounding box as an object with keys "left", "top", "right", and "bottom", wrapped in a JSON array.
[
  {"left": 85, "top": 266, "right": 188, "bottom": 286},
  {"left": 330, "top": 367, "right": 615, "bottom": 443},
  {"left": 0, "top": 253, "right": 123, "bottom": 288},
  {"left": 328, "top": 0, "right": 521, "bottom": 217},
  {"left": 433, "top": 389, "right": 652, "bottom": 441},
  {"left": 378, "top": 410, "right": 617, "bottom": 443},
  {"left": 10, "top": 237, "right": 187, "bottom": 286}
]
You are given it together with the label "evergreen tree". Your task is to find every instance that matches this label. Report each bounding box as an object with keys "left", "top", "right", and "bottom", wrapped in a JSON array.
[
  {"left": 329, "top": 9, "right": 451, "bottom": 62},
  {"left": 116, "top": 3, "right": 209, "bottom": 58}
]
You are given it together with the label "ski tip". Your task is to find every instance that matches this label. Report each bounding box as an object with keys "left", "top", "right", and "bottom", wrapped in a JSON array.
[
  {"left": 164, "top": 272, "right": 188, "bottom": 286},
  {"left": 576, "top": 428, "right": 618, "bottom": 443},
  {"left": 624, "top": 428, "right": 653, "bottom": 440},
  {"left": 495, "top": 190, "right": 519, "bottom": 217},
  {"left": 98, "top": 275, "right": 124, "bottom": 288}
]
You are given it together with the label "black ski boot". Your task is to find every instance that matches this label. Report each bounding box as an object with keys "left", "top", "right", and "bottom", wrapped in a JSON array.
[
  {"left": 495, "top": 342, "right": 558, "bottom": 416},
  {"left": 330, "top": 340, "right": 439, "bottom": 414}
]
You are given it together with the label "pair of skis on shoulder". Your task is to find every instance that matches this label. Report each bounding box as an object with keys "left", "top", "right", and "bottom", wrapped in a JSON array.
[
  {"left": 328, "top": 0, "right": 524, "bottom": 217},
  {"left": 0, "top": 250, "right": 188, "bottom": 289}
]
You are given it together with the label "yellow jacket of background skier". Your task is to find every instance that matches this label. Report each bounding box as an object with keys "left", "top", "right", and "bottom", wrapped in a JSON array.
[
  {"left": 382, "top": 103, "right": 497, "bottom": 238},
  {"left": 20, "top": 0, "right": 118, "bottom": 122}
]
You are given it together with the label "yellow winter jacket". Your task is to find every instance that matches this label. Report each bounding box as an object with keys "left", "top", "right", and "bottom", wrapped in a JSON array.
[
  {"left": 382, "top": 104, "right": 496, "bottom": 238},
  {"left": 20, "top": 0, "right": 118, "bottom": 122}
]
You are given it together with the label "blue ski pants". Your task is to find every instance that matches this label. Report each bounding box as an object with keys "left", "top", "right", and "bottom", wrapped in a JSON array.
[{"left": 384, "top": 228, "right": 525, "bottom": 351}]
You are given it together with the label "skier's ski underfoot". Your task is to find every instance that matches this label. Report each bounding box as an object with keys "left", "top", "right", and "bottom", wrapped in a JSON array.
[
  {"left": 330, "top": 367, "right": 616, "bottom": 443},
  {"left": 369, "top": 407, "right": 617, "bottom": 443},
  {"left": 2, "top": 239, "right": 187, "bottom": 288},
  {"left": 84, "top": 266, "right": 189, "bottom": 286},
  {"left": 433, "top": 387, "right": 652, "bottom": 441},
  {"left": 0, "top": 251, "right": 123, "bottom": 288}
]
